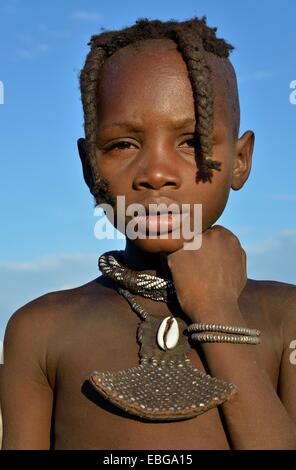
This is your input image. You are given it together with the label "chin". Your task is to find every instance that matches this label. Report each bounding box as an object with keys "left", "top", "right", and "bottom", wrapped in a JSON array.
[{"left": 126, "top": 235, "right": 190, "bottom": 254}]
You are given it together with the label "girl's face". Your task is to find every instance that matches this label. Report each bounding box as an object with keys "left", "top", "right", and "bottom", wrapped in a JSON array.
[{"left": 94, "top": 38, "right": 252, "bottom": 254}]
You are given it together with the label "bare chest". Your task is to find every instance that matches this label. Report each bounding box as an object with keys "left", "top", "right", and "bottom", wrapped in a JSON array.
[{"left": 50, "top": 295, "right": 280, "bottom": 449}]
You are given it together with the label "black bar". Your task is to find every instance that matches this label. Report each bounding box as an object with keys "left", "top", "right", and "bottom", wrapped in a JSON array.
[{"left": 0, "top": 450, "right": 295, "bottom": 467}]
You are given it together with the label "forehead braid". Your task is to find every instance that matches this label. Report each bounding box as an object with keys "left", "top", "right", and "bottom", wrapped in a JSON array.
[{"left": 79, "top": 17, "right": 235, "bottom": 205}]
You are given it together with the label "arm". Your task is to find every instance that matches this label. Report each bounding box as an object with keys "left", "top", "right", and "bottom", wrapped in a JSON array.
[
  {"left": 166, "top": 225, "right": 296, "bottom": 449},
  {"left": 0, "top": 300, "right": 54, "bottom": 449},
  {"left": 277, "top": 286, "right": 296, "bottom": 431},
  {"left": 190, "top": 300, "right": 296, "bottom": 449}
]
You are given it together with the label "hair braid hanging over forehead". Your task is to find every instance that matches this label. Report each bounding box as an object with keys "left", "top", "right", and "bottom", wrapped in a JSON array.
[
  {"left": 79, "top": 16, "right": 235, "bottom": 205},
  {"left": 172, "top": 27, "right": 220, "bottom": 181}
]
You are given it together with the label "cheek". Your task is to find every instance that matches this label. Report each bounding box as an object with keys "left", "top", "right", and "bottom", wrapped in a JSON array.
[
  {"left": 204, "top": 175, "right": 231, "bottom": 223},
  {"left": 194, "top": 147, "right": 234, "bottom": 228},
  {"left": 96, "top": 152, "right": 112, "bottom": 179},
  {"left": 96, "top": 152, "right": 128, "bottom": 195}
]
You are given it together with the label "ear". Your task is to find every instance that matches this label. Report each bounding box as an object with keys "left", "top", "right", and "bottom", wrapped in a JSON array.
[
  {"left": 231, "top": 130, "right": 255, "bottom": 191},
  {"left": 77, "top": 138, "right": 95, "bottom": 190}
]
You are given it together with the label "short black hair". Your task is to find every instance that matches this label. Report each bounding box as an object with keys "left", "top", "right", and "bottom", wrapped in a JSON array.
[{"left": 80, "top": 16, "right": 236, "bottom": 205}]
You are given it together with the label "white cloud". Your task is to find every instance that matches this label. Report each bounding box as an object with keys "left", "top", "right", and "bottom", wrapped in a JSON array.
[
  {"left": 0, "top": 252, "right": 101, "bottom": 339},
  {"left": 47, "top": 30, "right": 71, "bottom": 39},
  {"left": 37, "top": 24, "right": 71, "bottom": 39},
  {"left": 246, "top": 229, "right": 296, "bottom": 283},
  {"left": 70, "top": 10, "right": 102, "bottom": 22},
  {"left": 269, "top": 194, "right": 296, "bottom": 202},
  {"left": 238, "top": 70, "right": 273, "bottom": 83},
  {"left": 0, "top": 253, "right": 96, "bottom": 272},
  {"left": 17, "top": 43, "right": 49, "bottom": 60}
]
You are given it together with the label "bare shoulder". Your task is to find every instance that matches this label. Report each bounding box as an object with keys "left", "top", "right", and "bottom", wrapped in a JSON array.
[
  {"left": 3, "top": 276, "right": 115, "bottom": 383},
  {"left": 244, "top": 278, "right": 296, "bottom": 333},
  {"left": 1, "top": 278, "right": 114, "bottom": 449},
  {"left": 6, "top": 275, "right": 114, "bottom": 331}
]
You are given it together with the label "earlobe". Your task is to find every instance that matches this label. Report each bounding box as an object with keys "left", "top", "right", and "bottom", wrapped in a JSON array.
[
  {"left": 231, "top": 130, "right": 255, "bottom": 191},
  {"left": 77, "top": 138, "right": 95, "bottom": 189}
]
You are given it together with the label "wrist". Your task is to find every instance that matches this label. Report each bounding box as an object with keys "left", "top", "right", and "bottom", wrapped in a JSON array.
[{"left": 186, "top": 298, "right": 244, "bottom": 324}]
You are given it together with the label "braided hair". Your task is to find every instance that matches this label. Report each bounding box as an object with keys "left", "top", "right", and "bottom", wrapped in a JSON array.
[{"left": 79, "top": 16, "right": 235, "bottom": 205}]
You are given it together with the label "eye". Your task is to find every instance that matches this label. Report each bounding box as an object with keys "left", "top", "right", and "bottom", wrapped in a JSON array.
[
  {"left": 179, "top": 137, "right": 199, "bottom": 150},
  {"left": 180, "top": 137, "right": 198, "bottom": 147},
  {"left": 110, "top": 142, "right": 133, "bottom": 150},
  {"left": 102, "top": 141, "right": 138, "bottom": 153}
]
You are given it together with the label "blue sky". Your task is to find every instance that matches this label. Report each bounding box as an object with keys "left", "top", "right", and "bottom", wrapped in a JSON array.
[{"left": 0, "top": 0, "right": 295, "bottom": 339}]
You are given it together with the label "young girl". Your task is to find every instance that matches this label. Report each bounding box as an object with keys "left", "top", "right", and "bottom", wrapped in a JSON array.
[{"left": 1, "top": 16, "right": 296, "bottom": 450}]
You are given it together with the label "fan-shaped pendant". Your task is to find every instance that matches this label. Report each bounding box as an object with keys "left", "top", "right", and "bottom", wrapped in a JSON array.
[{"left": 89, "top": 311, "right": 237, "bottom": 421}]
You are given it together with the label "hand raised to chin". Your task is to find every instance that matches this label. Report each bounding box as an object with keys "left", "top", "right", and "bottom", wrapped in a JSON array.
[{"left": 164, "top": 225, "right": 248, "bottom": 323}]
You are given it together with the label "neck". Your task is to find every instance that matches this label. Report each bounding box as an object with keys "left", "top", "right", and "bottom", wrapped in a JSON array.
[{"left": 120, "top": 240, "right": 173, "bottom": 279}]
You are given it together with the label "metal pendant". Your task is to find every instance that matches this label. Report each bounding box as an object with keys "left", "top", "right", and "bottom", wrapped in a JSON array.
[{"left": 89, "top": 315, "right": 237, "bottom": 421}]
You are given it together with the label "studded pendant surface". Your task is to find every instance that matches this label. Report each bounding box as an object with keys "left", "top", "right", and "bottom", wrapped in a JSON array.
[{"left": 89, "top": 315, "right": 237, "bottom": 421}]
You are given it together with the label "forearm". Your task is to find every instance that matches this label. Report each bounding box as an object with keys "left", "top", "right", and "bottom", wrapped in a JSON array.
[{"left": 189, "top": 302, "right": 296, "bottom": 450}]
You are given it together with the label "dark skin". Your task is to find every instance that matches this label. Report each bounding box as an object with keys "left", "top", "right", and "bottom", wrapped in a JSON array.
[{"left": 1, "top": 39, "right": 296, "bottom": 450}]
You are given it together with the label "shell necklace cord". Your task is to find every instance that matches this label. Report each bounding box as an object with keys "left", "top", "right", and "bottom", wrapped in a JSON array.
[{"left": 88, "top": 250, "right": 237, "bottom": 422}]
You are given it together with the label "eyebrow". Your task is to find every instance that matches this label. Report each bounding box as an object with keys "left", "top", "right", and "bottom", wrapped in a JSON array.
[{"left": 100, "top": 118, "right": 196, "bottom": 132}]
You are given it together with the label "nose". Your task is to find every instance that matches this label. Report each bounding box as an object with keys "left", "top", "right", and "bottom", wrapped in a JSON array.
[{"left": 132, "top": 144, "right": 182, "bottom": 191}]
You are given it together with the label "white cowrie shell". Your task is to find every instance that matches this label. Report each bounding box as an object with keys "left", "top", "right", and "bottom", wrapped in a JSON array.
[{"left": 157, "top": 316, "right": 179, "bottom": 350}]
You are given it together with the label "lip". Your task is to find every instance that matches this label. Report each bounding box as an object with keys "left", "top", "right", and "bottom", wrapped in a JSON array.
[
  {"left": 126, "top": 196, "right": 191, "bottom": 236},
  {"left": 137, "top": 197, "right": 189, "bottom": 216},
  {"left": 133, "top": 213, "right": 188, "bottom": 235}
]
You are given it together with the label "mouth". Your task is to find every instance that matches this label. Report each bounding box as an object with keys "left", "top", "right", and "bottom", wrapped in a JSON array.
[
  {"left": 132, "top": 213, "right": 186, "bottom": 235},
  {"left": 142, "top": 197, "right": 188, "bottom": 215},
  {"left": 129, "top": 197, "right": 190, "bottom": 236},
  {"left": 143, "top": 206, "right": 181, "bottom": 216}
]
